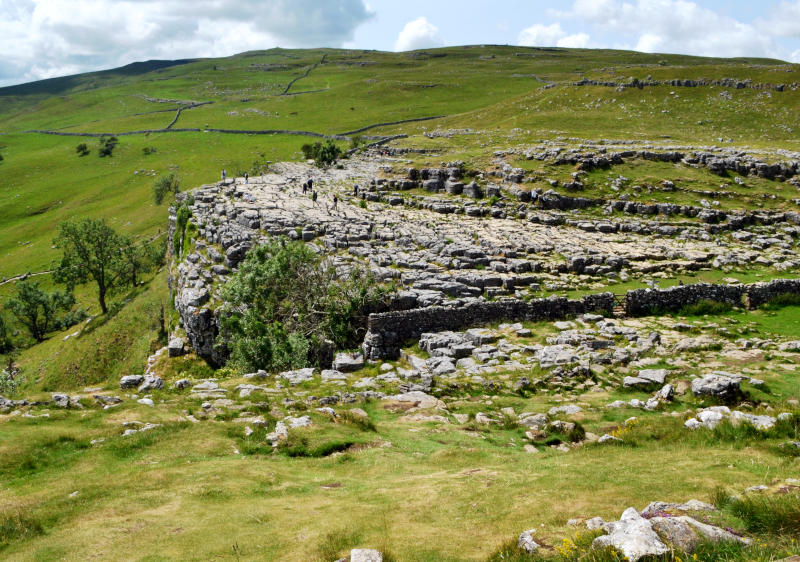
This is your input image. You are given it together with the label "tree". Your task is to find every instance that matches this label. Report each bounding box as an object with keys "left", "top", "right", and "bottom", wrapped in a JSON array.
[
  {"left": 76, "top": 143, "right": 89, "bottom": 156},
  {"left": 6, "top": 281, "right": 75, "bottom": 342},
  {"left": 300, "top": 139, "right": 342, "bottom": 167},
  {"left": 53, "top": 218, "right": 127, "bottom": 314},
  {"left": 217, "top": 237, "right": 390, "bottom": 372},
  {"left": 120, "top": 235, "right": 164, "bottom": 287},
  {"left": 98, "top": 136, "right": 118, "bottom": 157},
  {"left": 153, "top": 172, "right": 180, "bottom": 204}
]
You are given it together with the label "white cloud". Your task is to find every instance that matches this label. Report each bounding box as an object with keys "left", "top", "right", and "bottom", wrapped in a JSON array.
[
  {"left": 758, "top": 1, "right": 800, "bottom": 38},
  {"left": 556, "top": 0, "right": 779, "bottom": 59},
  {"left": 0, "top": 0, "right": 374, "bottom": 87},
  {"left": 394, "top": 17, "right": 442, "bottom": 52},
  {"left": 518, "top": 23, "right": 590, "bottom": 48}
]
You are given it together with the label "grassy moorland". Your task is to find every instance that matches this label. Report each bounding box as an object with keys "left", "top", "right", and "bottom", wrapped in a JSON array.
[{"left": 1, "top": 46, "right": 799, "bottom": 560}]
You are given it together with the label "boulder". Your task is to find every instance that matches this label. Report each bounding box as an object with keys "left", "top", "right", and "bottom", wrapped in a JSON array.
[
  {"left": 350, "top": 549, "right": 382, "bottom": 562},
  {"left": 138, "top": 375, "right": 164, "bottom": 393},
  {"left": 168, "top": 337, "right": 186, "bottom": 357},
  {"left": 638, "top": 369, "right": 669, "bottom": 384},
  {"left": 51, "top": 393, "right": 70, "bottom": 408},
  {"left": 384, "top": 391, "right": 444, "bottom": 410},
  {"left": 120, "top": 375, "right": 144, "bottom": 390},
  {"left": 691, "top": 374, "right": 740, "bottom": 402},
  {"left": 592, "top": 508, "right": 669, "bottom": 561},
  {"left": 517, "top": 530, "right": 539, "bottom": 553},
  {"left": 548, "top": 404, "right": 583, "bottom": 417},
  {"left": 333, "top": 352, "right": 365, "bottom": 373}
]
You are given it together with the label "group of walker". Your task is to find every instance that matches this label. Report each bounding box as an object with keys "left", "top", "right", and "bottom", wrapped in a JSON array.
[{"left": 223, "top": 169, "right": 361, "bottom": 213}]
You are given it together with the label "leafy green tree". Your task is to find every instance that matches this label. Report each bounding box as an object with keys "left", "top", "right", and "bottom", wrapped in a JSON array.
[
  {"left": 217, "top": 237, "right": 389, "bottom": 371},
  {"left": 76, "top": 143, "right": 89, "bottom": 156},
  {"left": 98, "top": 136, "right": 118, "bottom": 157},
  {"left": 53, "top": 218, "right": 127, "bottom": 314},
  {"left": 300, "top": 139, "right": 343, "bottom": 167},
  {"left": 6, "top": 281, "right": 75, "bottom": 342},
  {"left": 153, "top": 172, "right": 180, "bottom": 204},
  {"left": 120, "top": 235, "right": 164, "bottom": 287}
]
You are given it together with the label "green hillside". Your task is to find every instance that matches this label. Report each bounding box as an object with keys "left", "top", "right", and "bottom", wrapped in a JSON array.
[{"left": 1, "top": 47, "right": 800, "bottom": 561}]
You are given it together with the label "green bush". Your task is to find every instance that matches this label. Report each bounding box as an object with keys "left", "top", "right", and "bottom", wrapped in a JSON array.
[
  {"left": 75, "top": 143, "right": 89, "bottom": 156},
  {"left": 97, "top": 136, "right": 118, "bottom": 157},
  {"left": 142, "top": 146, "right": 157, "bottom": 155},
  {"left": 173, "top": 203, "right": 191, "bottom": 257},
  {"left": 153, "top": 173, "right": 180, "bottom": 204},
  {"left": 6, "top": 281, "right": 76, "bottom": 342},
  {"left": 300, "top": 139, "right": 342, "bottom": 167},
  {"left": 217, "top": 237, "right": 390, "bottom": 372}
]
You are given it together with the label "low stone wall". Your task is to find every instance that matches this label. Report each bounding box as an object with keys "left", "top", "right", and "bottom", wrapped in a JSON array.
[
  {"left": 625, "top": 278, "right": 800, "bottom": 316},
  {"left": 362, "top": 293, "right": 614, "bottom": 359},
  {"left": 625, "top": 283, "right": 745, "bottom": 316},
  {"left": 745, "top": 278, "right": 800, "bottom": 308}
]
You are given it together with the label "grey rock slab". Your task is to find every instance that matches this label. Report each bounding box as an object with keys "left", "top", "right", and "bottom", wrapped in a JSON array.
[
  {"left": 638, "top": 369, "right": 669, "bottom": 384},
  {"left": 279, "top": 368, "right": 315, "bottom": 385},
  {"left": 167, "top": 337, "right": 186, "bottom": 357},
  {"left": 333, "top": 352, "right": 364, "bottom": 373},
  {"left": 384, "top": 391, "right": 444, "bottom": 410},
  {"left": 120, "top": 375, "right": 144, "bottom": 389},
  {"left": 517, "top": 530, "right": 539, "bottom": 553},
  {"left": 350, "top": 549, "right": 383, "bottom": 562},
  {"left": 138, "top": 375, "right": 164, "bottom": 393},
  {"left": 321, "top": 369, "right": 348, "bottom": 381},
  {"left": 593, "top": 508, "right": 669, "bottom": 561},
  {"left": 691, "top": 374, "right": 740, "bottom": 401},
  {"left": 548, "top": 404, "right": 583, "bottom": 417}
]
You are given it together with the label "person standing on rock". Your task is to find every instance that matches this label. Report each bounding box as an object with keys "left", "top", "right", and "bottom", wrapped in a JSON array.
[
  {"left": 353, "top": 184, "right": 358, "bottom": 196},
  {"left": 302, "top": 181, "right": 308, "bottom": 194},
  {"left": 312, "top": 190, "right": 318, "bottom": 206},
  {"left": 244, "top": 172, "right": 249, "bottom": 184},
  {"left": 222, "top": 169, "right": 226, "bottom": 181},
  {"left": 333, "top": 194, "right": 338, "bottom": 210}
]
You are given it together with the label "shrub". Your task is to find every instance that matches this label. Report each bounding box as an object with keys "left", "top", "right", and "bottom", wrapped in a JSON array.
[
  {"left": 6, "top": 281, "right": 76, "bottom": 342},
  {"left": 173, "top": 203, "right": 191, "bottom": 257},
  {"left": 217, "top": 237, "right": 390, "bottom": 372},
  {"left": 153, "top": 172, "right": 180, "bottom": 204},
  {"left": 349, "top": 135, "right": 365, "bottom": 151},
  {"left": 98, "top": 136, "right": 118, "bottom": 157},
  {"left": 300, "top": 139, "right": 342, "bottom": 167},
  {"left": 142, "top": 146, "right": 157, "bottom": 155},
  {"left": 75, "top": 143, "right": 89, "bottom": 156}
]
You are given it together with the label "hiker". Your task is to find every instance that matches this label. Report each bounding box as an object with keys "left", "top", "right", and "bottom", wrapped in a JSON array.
[
  {"left": 302, "top": 181, "right": 308, "bottom": 194},
  {"left": 353, "top": 184, "right": 358, "bottom": 196},
  {"left": 221, "top": 169, "right": 226, "bottom": 181},
  {"left": 312, "top": 190, "right": 318, "bottom": 205},
  {"left": 333, "top": 194, "right": 338, "bottom": 210},
  {"left": 308, "top": 178, "right": 313, "bottom": 191},
  {"left": 244, "top": 172, "right": 249, "bottom": 184}
]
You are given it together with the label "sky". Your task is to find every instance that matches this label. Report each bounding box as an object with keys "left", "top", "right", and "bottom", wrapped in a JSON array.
[{"left": 1, "top": 0, "right": 800, "bottom": 88}]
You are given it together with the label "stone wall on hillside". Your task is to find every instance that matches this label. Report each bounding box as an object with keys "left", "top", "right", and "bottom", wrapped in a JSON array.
[
  {"left": 625, "top": 278, "right": 800, "bottom": 316},
  {"left": 362, "top": 293, "right": 614, "bottom": 359},
  {"left": 745, "top": 278, "right": 800, "bottom": 308}
]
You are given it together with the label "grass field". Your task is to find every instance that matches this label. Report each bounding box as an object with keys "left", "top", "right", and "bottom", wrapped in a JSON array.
[{"left": 1, "top": 46, "right": 799, "bottom": 561}]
